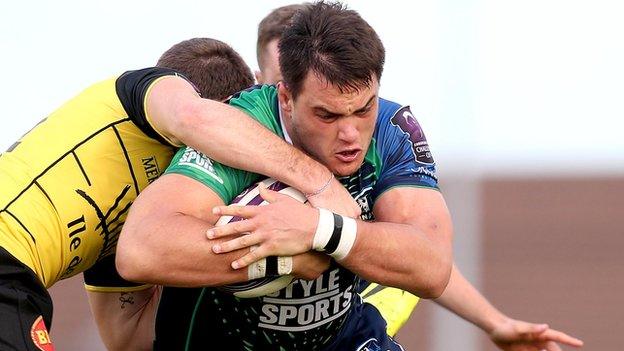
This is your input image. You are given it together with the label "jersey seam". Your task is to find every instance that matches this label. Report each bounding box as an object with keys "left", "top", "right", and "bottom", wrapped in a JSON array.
[{"left": 1, "top": 118, "right": 132, "bottom": 212}]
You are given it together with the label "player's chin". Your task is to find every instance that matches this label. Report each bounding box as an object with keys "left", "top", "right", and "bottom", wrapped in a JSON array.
[{"left": 329, "top": 158, "right": 363, "bottom": 177}]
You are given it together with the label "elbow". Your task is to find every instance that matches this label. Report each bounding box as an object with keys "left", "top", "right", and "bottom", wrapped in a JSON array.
[
  {"left": 416, "top": 254, "right": 452, "bottom": 299},
  {"left": 115, "top": 235, "right": 155, "bottom": 284},
  {"left": 429, "top": 253, "right": 452, "bottom": 298},
  {"left": 420, "top": 222, "right": 453, "bottom": 299},
  {"left": 115, "top": 247, "right": 142, "bottom": 284},
  {"left": 421, "top": 272, "right": 450, "bottom": 299},
  {"left": 417, "top": 274, "right": 449, "bottom": 299}
]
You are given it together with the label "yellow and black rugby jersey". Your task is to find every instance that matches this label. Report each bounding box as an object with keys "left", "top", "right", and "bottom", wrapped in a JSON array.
[
  {"left": 0, "top": 67, "right": 186, "bottom": 288},
  {"left": 360, "top": 282, "right": 419, "bottom": 336}
]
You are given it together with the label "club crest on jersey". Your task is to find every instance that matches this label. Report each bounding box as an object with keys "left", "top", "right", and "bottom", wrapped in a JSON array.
[
  {"left": 354, "top": 191, "right": 374, "bottom": 221},
  {"left": 390, "top": 106, "right": 435, "bottom": 165},
  {"left": 30, "top": 316, "right": 54, "bottom": 351},
  {"left": 178, "top": 147, "right": 223, "bottom": 184}
]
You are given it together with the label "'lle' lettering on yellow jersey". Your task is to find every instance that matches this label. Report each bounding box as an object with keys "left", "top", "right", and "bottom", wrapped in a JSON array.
[{"left": 0, "top": 67, "right": 185, "bottom": 288}]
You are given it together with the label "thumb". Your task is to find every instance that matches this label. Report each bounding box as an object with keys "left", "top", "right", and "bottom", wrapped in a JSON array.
[{"left": 259, "top": 185, "right": 281, "bottom": 203}]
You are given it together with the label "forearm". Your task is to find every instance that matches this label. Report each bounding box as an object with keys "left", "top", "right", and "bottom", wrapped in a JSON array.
[
  {"left": 434, "top": 264, "right": 507, "bottom": 333},
  {"left": 117, "top": 212, "right": 248, "bottom": 287},
  {"left": 175, "top": 99, "right": 330, "bottom": 194},
  {"left": 148, "top": 77, "right": 336, "bottom": 196},
  {"left": 118, "top": 213, "right": 322, "bottom": 286},
  {"left": 339, "top": 220, "right": 452, "bottom": 298},
  {"left": 87, "top": 287, "right": 160, "bottom": 351},
  {"left": 209, "top": 188, "right": 453, "bottom": 296},
  {"left": 437, "top": 266, "right": 585, "bottom": 349}
]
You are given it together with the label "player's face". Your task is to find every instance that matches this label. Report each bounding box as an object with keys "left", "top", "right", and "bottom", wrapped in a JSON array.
[
  {"left": 278, "top": 72, "right": 378, "bottom": 177},
  {"left": 255, "top": 40, "right": 282, "bottom": 84}
]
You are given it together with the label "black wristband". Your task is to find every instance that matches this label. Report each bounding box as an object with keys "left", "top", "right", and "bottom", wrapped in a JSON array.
[
  {"left": 324, "top": 213, "right": 343, "bottom": 254},
  {"left": 266, "top": 256, "right": 279, "bottom": 276}
]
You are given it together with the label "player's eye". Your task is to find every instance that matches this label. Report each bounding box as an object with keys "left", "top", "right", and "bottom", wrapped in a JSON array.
[
  {"left": 318, "top": 113, "right": 338, "bottom": 121},
  {"left": 355, "top": 107, "right": 371, "bottom": 116}
]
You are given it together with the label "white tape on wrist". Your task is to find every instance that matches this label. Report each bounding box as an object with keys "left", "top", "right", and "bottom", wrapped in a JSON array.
[
  {"left": 312, "top": 208, "right": 358, "bottom": 261},
  {"left": 247, "top": 258, "right": 266, "bottom": 280},
  {"left": 277, "top": 256, "right": 293, "bottom": 275},
  {"left": 247, "top": 245, "right": 266, "bottom": 280},
  {"left": 313, "top": 208, "right": 334, "bottom": 250},
  {"left": 331, "top": 216, "right": 357, "bottom": 261}
]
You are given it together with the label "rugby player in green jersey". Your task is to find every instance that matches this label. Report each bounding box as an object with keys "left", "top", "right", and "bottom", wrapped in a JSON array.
[{"left": 250, "top": 4, "right": 585, "bottom": 351}]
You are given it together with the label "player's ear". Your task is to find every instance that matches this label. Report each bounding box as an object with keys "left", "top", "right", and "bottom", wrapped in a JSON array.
[
  {"left": 254, "top": 70, "right": 263, "bottom": 85},
  {"left": 277, "top": 81, "right": 293, "bottom": 115}
]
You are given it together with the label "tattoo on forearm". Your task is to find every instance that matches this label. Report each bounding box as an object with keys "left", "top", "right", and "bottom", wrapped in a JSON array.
[{"left": 119, "top": 292, "right": 134, "bottom": 309}]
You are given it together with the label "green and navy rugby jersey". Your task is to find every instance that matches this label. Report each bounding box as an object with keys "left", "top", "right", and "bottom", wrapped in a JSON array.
[{"left": 161, "top": 84, "right": 438, "bottom": 351}]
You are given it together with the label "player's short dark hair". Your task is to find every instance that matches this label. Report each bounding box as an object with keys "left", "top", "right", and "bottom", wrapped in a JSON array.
[
  {"left": 256, "top": 4, "right": 308, "bottom": 70},
  {"left": 157, "top": 38, "right": 254, "bottom": 100},
  {"left": 279, "top": 1, "right": 385, "bottom": 99}
]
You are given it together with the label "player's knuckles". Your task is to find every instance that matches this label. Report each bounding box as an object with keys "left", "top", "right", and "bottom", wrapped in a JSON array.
[
  {"left": 238, "top": 235, "right": 249, "bottom": 247},
  {"left": 247, "top": 249, "right": 262, "bottom": 262},
  {"left": 230, "top": 206, "right": 247, "bottom": 216},
  {"left": 248, "top": 217, "right": 264, "bottom": 230},
  {"left": 254, "top": 230, "right": 269, "bottom": 243},
  {"left": 513, "top": 323, "right": 527, "bottom": 334},
  {"left": 268, "top": 228, "right": 281, "bottom": 237},
  {"left": 263, "top": 240, "right": 278, "bottom": 252},
  {"left": 233, "top": 221, "right": 249, "bottom": 233}
]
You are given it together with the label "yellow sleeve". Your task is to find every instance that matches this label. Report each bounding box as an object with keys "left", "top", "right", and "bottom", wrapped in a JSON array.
[
  {"left": 84, "top": 283, "right": 154, "bottom": 293},
  {"left": 361, "top": 283, "right": 420, "bottom": 336},
  {"left": 82, "top": 255, "right": 152, "bottom": 293}
]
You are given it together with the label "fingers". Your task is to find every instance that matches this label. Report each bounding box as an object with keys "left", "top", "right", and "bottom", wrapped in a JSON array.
[
  {"left": 514, "top": 322, "right": 583, "bottom": 348},
  {"left": 520, "top": 325, "right": 584, "bottom": 349},
  {"left": 207, "top": 218, "right": 255, "bottom": 239},
  {"left": 212, "top": 204, "right": 258, "bottom": 218},
  {"left": 212, "top": 233, "right": 262, "bottom": 254},
  {"left": 230, "top": 246, "right": 268, "bottom": 270},
  {"left": 516, "top": 322, "right": 549, "bottom": 337},
  {"left": 537, "top": 329, "right": 584, "bottom": 347},
  {"left": 259, "top": 186, "right": 280, "bottom": 203},
  {"left": 492, "top": 319, "right": 584, "bottom": 351}
]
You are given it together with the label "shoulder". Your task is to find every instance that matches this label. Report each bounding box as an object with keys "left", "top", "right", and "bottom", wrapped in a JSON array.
[
  {"left": 377, "top": 98, "right": 404, "bottom": 119},
  {"left": 228, "top": 85, "right": 278, "bottom": 112},
  {"left": 374, "top": 98, "right": 418, "bottom": 134},
  {"left": 115, "top": 67, "right": 189, "bottom": 90},
  {"left": 374, "top": 97, "right": 434, "bottom": 166},
  {"left": 227, "top": 85, "right": 283, "bottom": 136}
]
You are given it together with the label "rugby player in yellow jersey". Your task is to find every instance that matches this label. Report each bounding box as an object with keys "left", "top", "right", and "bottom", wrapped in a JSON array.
[
  {"left": 252, "top": 4, "right": 584, "bottom": 350},
  {"left": 0, "top": 37, "right": 361, "bottom": 351}
]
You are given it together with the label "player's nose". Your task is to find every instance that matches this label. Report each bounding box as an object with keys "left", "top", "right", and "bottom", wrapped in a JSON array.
[{"left": 337, "top": 120, "right": 359, "bottom": 144}]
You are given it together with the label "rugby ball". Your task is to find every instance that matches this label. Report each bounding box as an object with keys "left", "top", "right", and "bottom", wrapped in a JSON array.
[{"left": 216, "top": 178, "right": 307, "bottom": 298}]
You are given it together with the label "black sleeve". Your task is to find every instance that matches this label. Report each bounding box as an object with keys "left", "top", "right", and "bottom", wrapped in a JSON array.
[
  {"left": 115, "top": 67, "right": 195, "bottom": 146},
  {"left": 83, "top": 254, "right": 147, "bottom": 291}
]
